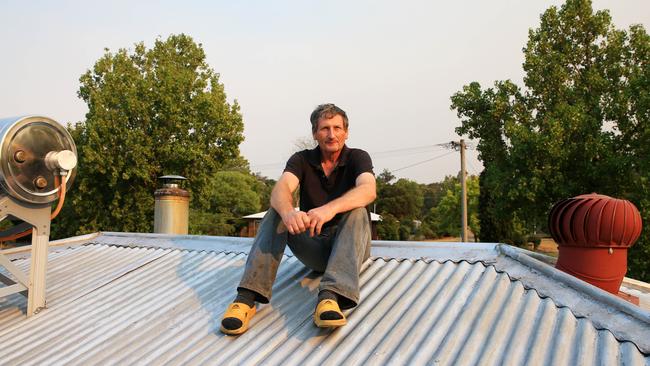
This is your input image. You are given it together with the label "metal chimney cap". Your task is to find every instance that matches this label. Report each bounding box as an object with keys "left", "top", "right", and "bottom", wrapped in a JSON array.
[
  {"left": 159, "top": 175, "right": 187, "bottom": 181},
  {"left": 158, "top": 175, "right": 187, "bottom": 190}
]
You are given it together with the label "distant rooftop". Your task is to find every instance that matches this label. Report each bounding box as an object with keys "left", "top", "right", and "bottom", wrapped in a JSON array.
[{"left": 0, "top": 232, "right": 649, "bottom": 365}]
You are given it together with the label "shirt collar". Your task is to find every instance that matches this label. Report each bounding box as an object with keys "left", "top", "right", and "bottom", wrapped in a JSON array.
[{"left": 307, "top": 145, "right": 350, "bottom": 169}]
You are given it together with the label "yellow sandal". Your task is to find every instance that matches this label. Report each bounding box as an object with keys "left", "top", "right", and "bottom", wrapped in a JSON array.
[
  {"left": 220, "top": 302, "right": 256, "bottom": 335},
  {"left": 314, "top": 299, "right": 347, "bottom": 328}
]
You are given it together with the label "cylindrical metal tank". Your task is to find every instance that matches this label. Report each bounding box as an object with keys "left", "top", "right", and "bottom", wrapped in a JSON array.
[
  {"left": 0, "top": 116, "right": 77, "bottom": 204},
  {"left": 154, "top": 175, "right": 189, "bottom": 234}
]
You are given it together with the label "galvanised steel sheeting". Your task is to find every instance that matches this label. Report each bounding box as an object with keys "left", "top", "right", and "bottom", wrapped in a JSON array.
[
  {"left": 0, "top": 244, "right": 168, "bottom": 333},
  {"left": 0, "top": 237, "right": 648, "bottom": 365}
]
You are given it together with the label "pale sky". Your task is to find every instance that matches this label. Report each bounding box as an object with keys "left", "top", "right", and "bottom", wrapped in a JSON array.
[{"left": 1, "top": 1, "right": 648, "bottom": 183}]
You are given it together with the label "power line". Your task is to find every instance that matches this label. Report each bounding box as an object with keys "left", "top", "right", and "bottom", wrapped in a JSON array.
[
  {"left": 370, "top": 142, "right": 451, "bottom": 156},
  {"left": 391, "top": 151, "right": 456, "bottom": 173},
  {"left": 373, "top": 149, "right": 448, "bottom": 160},
  {"left": 249, "top": 142, "right": 452, "bottom": 170}
]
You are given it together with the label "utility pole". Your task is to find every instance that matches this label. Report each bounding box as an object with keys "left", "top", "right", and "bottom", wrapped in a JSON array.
[
  {"left": 459, "top": 139, "right": 468, "bottom": 242},
  {"left": 446, "top": 139, "right": 470, "bottom": 242}
]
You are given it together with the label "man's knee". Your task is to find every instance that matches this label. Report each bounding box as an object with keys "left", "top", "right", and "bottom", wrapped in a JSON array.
[
  {"left": 343, "top": 207, "right": 369, "bottom": 225},
  {"left": 264, "top": 207, "right": 280, "bottom": 220},
  {"left": 256, "top": 207, "right": 288, "bottom": 236}
]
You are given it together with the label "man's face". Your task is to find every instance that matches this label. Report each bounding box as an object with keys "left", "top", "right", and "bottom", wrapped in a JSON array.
[{"left": 313, "top": 114, "right": 348, "bottom": 155}]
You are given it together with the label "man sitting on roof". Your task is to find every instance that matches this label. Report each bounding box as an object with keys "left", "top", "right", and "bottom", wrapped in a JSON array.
[{"left": 220, "top": 103, "right": 376, "bottom": 335}]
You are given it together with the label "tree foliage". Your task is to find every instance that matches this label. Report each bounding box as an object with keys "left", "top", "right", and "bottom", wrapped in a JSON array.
[
  {"left": 251, "top": 173, "right": 276, "bottom": 212},
  {"left": 201, "top": 171, "right": 262, "bottom": 216},
  {"left": 376, "top": 213, "right": 400, "bottom": 241},
  {"left": 377, "top": 178, "right": 423, "bottom": 221},
  {"left": 434, "top": 175, "right": 480, "bottom": 239},
  {"left": 189, "top": 171, "right": 268, "bottom": 236},
  {"left": 52, "top": 34, "right": 245, "bottom": 238},
  {"left": 374, "top": 170, "right": 480, "bottom": 241},
  {"left": 451, "top": 0, "right": 650, "bottom": 279}
]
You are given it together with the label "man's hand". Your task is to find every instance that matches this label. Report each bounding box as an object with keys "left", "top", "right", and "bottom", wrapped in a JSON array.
[
  {"left": 281, "top": 210, "right": 312, "bottom": 235},
  {"left": 307, "top": 206, "right": 337, "bottom": 236}
]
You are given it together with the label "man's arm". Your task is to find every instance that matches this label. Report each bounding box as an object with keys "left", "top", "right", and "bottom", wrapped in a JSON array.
[
  {"left": 307, "top": 172, "right": 376, "bottom": 236},
  {"left": 270, "top": 172, "right": 311, "bottom": 235}
]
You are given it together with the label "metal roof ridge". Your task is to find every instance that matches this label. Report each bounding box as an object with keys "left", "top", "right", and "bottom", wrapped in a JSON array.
[
  {"left": 91, "top": 232, "right": 256, "bottom": 254},
  {"left": 99, "top": 231, "right": 253, "bottom": 242},
  {"left": 497, "top": 243, "right": 650, "bottom": 321},
  {"left": 0, "top": 232, "right": 100, "bottom": 257},
  {"left": 371, "top": 240, "right": 500, "bottom": 263},
  {"left": 92, "top": 234, "right": 503, "bottom": 263},
  {"left": 496, "top": 243, "right": 650, "bottom": 354}
]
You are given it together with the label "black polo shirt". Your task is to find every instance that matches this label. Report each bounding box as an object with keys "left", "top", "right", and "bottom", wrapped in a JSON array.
[{"left": 284, "top": 145, "right": 374, "bottom": 228}]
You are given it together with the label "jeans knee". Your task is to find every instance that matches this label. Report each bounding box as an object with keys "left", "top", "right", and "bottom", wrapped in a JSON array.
[
  {"left": 264, "top": 207, "right": 280, "bottom": 219},
  {"left": 350, "top": 207, "right": 365, "bottom": 215},
  {"left": 346, "top": 207, "right": 368, "bottom": 222},
  {"left": 257, "top": 207, "right": 287, "bottom": 235}
]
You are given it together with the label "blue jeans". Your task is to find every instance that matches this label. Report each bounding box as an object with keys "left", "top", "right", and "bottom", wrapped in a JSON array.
[{"left": 238, "top": 207, "right": 371, "bottom": 309}]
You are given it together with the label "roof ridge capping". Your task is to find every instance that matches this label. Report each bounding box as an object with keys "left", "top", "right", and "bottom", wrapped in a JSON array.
[
  {"left": 371, "top": 240, "right": 500, "bottom": 264},
  {"left": 91, "top": 231, "right": 256, "bottom": 254},
  {"left": 496, "top": 243, "right": 650, "bottom": 355},
  {"left": 373, "top": 240, "right": 650, "bottom": 354}
]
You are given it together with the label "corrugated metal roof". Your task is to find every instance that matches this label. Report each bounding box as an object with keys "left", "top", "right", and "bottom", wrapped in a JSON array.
[{"left": 0, "top": 233, "right": 649, "bottom": 365}]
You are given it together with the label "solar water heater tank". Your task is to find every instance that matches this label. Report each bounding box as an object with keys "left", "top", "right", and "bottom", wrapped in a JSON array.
[
  {"left": 0, "top": 115, "right": 78, "bottom": 316},
  {"left": 0, "top": 116, "right": 77, "bottom": 204}
]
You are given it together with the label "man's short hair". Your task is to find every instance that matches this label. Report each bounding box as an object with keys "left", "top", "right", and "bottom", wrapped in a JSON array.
[{"left": 310, "top": 103, "right": 349, "bottom": 133}]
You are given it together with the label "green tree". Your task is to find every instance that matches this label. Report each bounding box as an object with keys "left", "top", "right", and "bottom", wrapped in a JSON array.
[
  {"left": 201, "top": 171, "right": 262, "bottom": 216},
  {"left": 251, "top": 173, "right": 276, "bottom": 211},
  {"left": 376, "top": 169, "right": 396, "bottom": 185},
  {"left": 375, "top": 171, "right": 428, "bottom": 240},
  {"left": 433, "top": 175, "right": 480, "bottom": 239},
  {"left": 376, "top": 178, "right": 423, "bottom": 220},
  {"left": 189, "top": 210, "right": 237, "bottom": 237},
  {"left": 190, "top": 171, "right": 263, "bottom": 236},
  {"left": 52, "top": 34, "right": 244, "bottom": 238},
  {"left": 376, "top": 213, "right": 400, "bottom": 240},
  {"left": 451, "top": 0, "right": 650, "bottom": 279},
  {"left": 607, "top": 24, "right": 650, "bottom": 279},
  {"left": 421, "top": 181, "right": 444, "bottom": 216}
]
